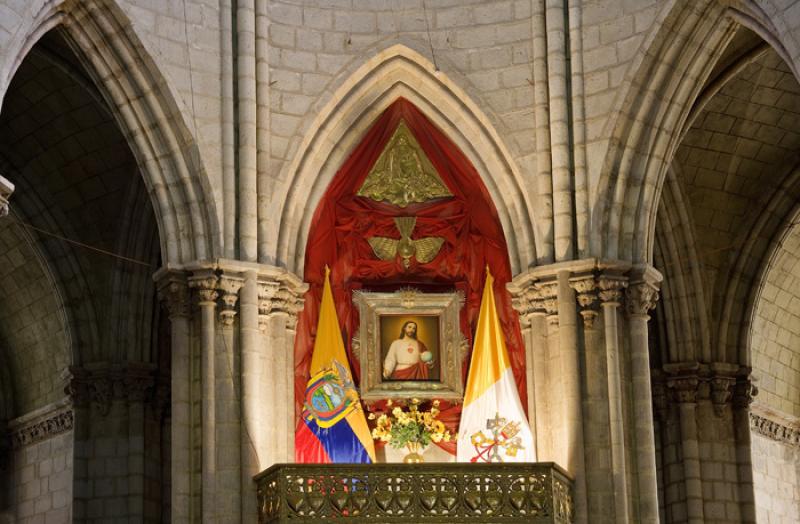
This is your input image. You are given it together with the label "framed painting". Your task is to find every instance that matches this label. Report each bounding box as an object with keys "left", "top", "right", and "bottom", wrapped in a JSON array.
[{"left": 353, "top": 288, "right": 467, "bottom": 402}]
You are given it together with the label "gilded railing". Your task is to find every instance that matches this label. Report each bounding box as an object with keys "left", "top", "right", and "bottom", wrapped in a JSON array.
[{"left": 255, "top": 462, "right": 573, "bottom": 523}]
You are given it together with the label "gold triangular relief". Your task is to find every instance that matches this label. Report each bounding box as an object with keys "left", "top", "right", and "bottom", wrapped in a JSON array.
[{"left": 357, "top": 120, "right": 453, "bottom": 207}]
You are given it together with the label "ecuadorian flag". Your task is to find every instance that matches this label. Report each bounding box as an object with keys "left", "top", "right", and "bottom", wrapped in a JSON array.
[
  {"left": 457, "top": 267, "right": 535, "bottom": 462},
  {"left": 295, "top": 267, "right": 375, "bottom": 463}
]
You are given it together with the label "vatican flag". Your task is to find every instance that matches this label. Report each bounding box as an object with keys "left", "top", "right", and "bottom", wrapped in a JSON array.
[{"left": 457, "top": 268, "right": 535, "bottom": 463}]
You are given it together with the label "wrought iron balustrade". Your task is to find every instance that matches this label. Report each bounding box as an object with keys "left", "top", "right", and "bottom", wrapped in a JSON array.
[{"left": 255, "top": 462, "right": 573, "bottom": 523}]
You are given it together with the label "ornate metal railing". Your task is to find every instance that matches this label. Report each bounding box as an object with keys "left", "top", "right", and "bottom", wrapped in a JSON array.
[{"left": 255, "top": 462, "right": 573, "bottom": 523}]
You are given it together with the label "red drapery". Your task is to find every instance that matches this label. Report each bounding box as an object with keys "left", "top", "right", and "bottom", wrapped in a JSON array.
[{"left": 294, "top": 98, "right": 527, "bottom": 456}]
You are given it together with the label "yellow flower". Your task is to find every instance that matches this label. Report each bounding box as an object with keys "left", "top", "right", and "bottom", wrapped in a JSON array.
[
  {"left": 433, "top": 400, "right": 440, "bottom": 407},
  {"left": 386, "top": 399, "right": 393, "bottom": 406},
  {"left": 368, "top": 412, "right": 376, "bottom": 420},
  {"left": 392, "top": 407, "right": 403, "bottom": 418}
]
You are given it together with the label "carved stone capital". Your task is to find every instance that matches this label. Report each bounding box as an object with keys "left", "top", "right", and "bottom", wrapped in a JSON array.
[
  {"left": 258, "top": 279, "right": 307, "bottom": 332},
  {"left": 218, "top": 274, "right": 244, "bottom": 326},
  {"left": 668, "top": 376, "right": 699, "bottom": 404},
  {"left": 534, "top": 280, "right": 559, "bottom": 317},
  {"left": 626, "top": 282, "right": 659, "bottom": 317},
  {"left": 65, "top": 364, "right": 156, "bottom": 415},
  {"left": 570, "top": 274, "right": 599, "bottom": 329},
  {"left": 598, "top": 275, "right": 628, "bottom": 306},
  {"left": 156, "top": 273, "right": 190, "bottom": 319},
  {"left": 189, "top": 272, "right": 219, "bottom": 305}
]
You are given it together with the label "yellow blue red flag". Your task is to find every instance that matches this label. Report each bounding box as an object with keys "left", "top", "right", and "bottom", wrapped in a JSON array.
[{"left": 295, "top": 266, "right": 375, "bottom": 463}]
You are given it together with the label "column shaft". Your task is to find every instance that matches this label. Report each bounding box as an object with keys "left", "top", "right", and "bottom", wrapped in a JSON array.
[
  {"left": 240, "top": 272, "right": 260, "bottom": 519},
  {"left": 171, "top": 314, "right": 191, "bottom": 523},
  {"left": 557, "top": 272, "right": 587, "bottom": 522},
  {"left": 199, "top": 298, "right": 217, "bottom": 523},
  {"left": 529, "top": 313, "right": 548, "bottom": 460},
  {"left": 629, "top": 312, "right": 660, "bottom": 522},
  {"left": 603, "top": 302, "right": 630, "bottom": 523}
]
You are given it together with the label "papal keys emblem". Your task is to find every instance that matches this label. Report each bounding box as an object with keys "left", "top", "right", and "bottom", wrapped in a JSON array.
[
  {"left": 470, "top": 413, "right": 526, "bottom": 462},
  {"left": 302, "top": 360, "right": 360, "bottom": 428}
]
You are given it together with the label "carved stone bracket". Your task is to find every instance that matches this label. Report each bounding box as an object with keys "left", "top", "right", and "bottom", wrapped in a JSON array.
[
  {"left": 65, "top": 364, "right": 157, "bottom": 416},
  {"left": 0, "top": 174, "right": 14, "bottom": 217},
  {"left": 733, "top": 373, "right": 758, "bottom": 409},
  {"left": 218, "top": 273, "right": 244, "bottom": 326}
]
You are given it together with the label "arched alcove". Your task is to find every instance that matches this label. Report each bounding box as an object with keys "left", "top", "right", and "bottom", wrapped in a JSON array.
[
  {"left": 270, "top": 44, "right": 539, "bottom": 276},
  {"left": 293, "top": 98, "right": 529, "bottom": 464}
]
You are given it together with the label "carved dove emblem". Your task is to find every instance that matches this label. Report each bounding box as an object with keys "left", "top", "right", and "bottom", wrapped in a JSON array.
[{"left": 367, "top": 217, "right": 444, "bottom": 269}]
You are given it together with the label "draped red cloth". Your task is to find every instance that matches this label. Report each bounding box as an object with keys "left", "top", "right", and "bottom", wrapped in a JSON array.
[{"left": 294, "top": 98, "right": 527, "bottom": 456}]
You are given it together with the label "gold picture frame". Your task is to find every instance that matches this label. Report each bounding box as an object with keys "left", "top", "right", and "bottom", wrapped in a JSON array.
[{"left": 353, "top": 288, "right": 467, "bottom": 402}]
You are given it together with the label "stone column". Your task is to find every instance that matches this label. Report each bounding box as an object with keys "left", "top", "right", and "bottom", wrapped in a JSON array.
[
  {"left": 259, "top": 276, "right": 306, "bottom": 464},
  {"left": 537, "top": 279, "right": 559, "bottom": 463},
  {"left": 733, "top": 373, "right": 757, "bottom": 523},
  {"left": 156, "top": 272, "right": 191, "bottom": 523},
  {"left": 240, "top": 270, "right": 260, "bottom": 520},
  {"left": 189, "top": 272, "right": 219, "bottom": 523},
  {"left": 557, "top": 270, "right": 587, "bottom": 522},
  {"left": 626, "top": 271, "right": 661, "bottom": 523},
  {"left": 509, "top": 276, "right": 541, "bottom": 458},
  {"left": 598, "top": 274, "right": 630, "bottom": 523},
  {"left": 667, "top": 372, "right": 703, "bottom": 524},
  {"left": 217, "top": 273, "right": 243, "bottom": 523},
  {"left": 257, "top": 280, "right": 280, "bottom": 462},
  {"left": 571, "top": 273, "right": 615, "bottom": 522}
]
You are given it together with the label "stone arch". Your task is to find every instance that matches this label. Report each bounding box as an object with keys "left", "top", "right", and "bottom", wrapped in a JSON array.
[
  {"left": 270, "top": 44, "right": 538, "bottom": 277},
  {"left": 652, "top": 165, "right": 711, "bottom": 365},
  {"left": 0, "top": 0, "right": 219, "bottom": 265},
  {"left": 593, "top": 0, "right": 799, "bottom": 264}
]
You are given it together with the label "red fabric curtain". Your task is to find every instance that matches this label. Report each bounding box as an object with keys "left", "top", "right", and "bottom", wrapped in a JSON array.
[{"left": 294, "top": 98, "right": 527, "bottom": 456}]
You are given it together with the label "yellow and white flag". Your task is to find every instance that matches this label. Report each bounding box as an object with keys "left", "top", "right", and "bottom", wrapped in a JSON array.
[{"left": 457, "top": 268, "right": 535, "bottom": 463}]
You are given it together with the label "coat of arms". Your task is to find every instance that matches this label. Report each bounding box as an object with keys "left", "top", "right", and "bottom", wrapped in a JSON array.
[{"left": 302, "top": 360, "right": 360, "bottom": 428}]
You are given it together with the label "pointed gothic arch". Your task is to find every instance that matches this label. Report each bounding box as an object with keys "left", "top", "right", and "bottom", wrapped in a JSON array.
[
  {"left": 0, "top": 0, "right": 220, "bottom": 265},
  {"left": 271, "top": 44, "right": 538, "bottom": 277},
  {"left": 593, "top": 0, "right": 799, "bottom": 264}
]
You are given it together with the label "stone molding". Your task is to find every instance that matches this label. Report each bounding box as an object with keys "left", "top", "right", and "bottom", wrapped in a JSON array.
[
  {"left": 0, "top": 174, "right": 13, "bottom": 217},
  {"left": 507, "top": 260, "right": 656, "bottom": 323},
  {"left": 750, "top": 405, "right": 800, "bottom": 447},
  {"left": 660, "top": 362, "right": 753, "bottom": 416},
  {"left": 65, "top": 363, "right": 157, "bottom": 416},
  {"left": 7, "top": 399, "right": 73, "bottom": 448}
]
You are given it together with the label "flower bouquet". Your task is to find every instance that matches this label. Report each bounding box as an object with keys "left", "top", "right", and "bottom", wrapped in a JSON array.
[{"left": 369, "top": 398, "right": 451, "bottom": 463}]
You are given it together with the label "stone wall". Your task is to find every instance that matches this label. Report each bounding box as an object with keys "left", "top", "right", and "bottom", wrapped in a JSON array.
[
  {"left": 751, "top": 427, "right": 800, "bottom": 523},
  {"left": 5, "top": 404, "right": 73, "bottom": 524}
]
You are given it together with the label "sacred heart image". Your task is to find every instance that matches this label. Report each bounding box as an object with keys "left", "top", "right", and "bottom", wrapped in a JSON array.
[{"left": 380, "top": 314, "right": 440, "bottom": 382}]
